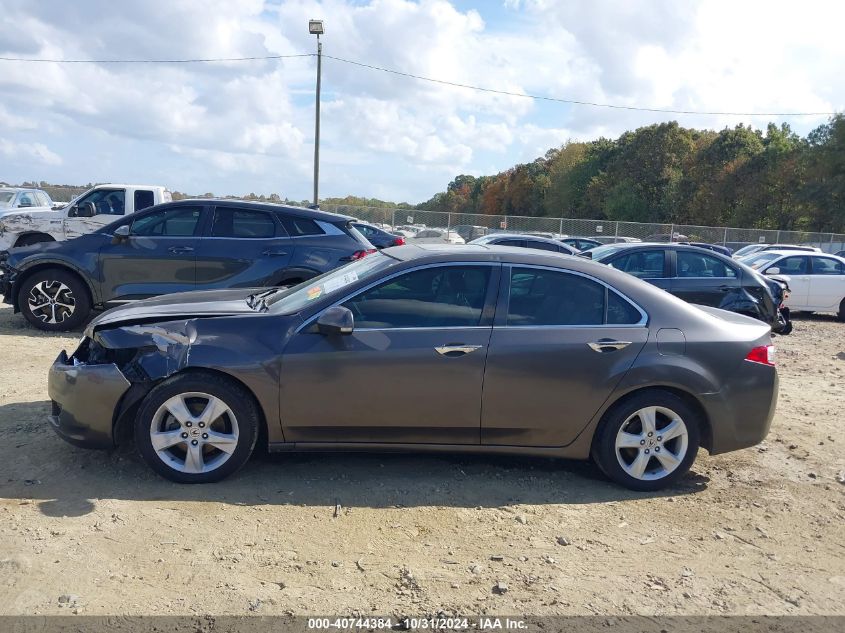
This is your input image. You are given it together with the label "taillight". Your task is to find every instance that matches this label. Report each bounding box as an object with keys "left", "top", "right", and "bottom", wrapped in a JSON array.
[
  {"left": 350, "top": 249, "right": 377, "bottom": 260},
  {"left": 392, "top": 236, "right": 406, "bottom": 246},
  {"left": 745, "top": 345, "right": 776, "bottom": 367}
]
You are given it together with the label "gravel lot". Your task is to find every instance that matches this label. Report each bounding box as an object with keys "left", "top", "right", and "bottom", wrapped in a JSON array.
[{"left": 0, "top": 303, "right": 843, "bottom": 617}]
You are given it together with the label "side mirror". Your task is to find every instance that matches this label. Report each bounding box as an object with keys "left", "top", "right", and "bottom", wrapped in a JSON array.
[
  {"left": 316, "top": 306, "right": 354, "bottom": 335},
  {"left": 78, "top": 201, "right": 96, "bottom": 217},
  {"left": 579, "top": 251, "right": 593, "bottom": 259},
  {"left": 766, "top": 267, "right": 780, "bottom": 275},
  {"left": 111, "top": 225, "right": 130, "bottom": 244}
]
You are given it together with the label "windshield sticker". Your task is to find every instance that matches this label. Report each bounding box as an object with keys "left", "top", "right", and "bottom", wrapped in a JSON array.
[
  {"left": 306, "top": 286, "right": 323, "bottom": 300},
  {"left": 323, "top": 271, "right": 359, "bottom": 294}
]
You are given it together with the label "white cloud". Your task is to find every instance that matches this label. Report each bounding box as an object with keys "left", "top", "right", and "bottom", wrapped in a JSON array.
[{"left": 0, "top": 0, "right": 841, "bottom": 202}]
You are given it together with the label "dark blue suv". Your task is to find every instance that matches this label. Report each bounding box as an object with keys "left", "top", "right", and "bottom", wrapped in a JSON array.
[{"left": 0, "top": 199, "right": 375, "bottom": 331}]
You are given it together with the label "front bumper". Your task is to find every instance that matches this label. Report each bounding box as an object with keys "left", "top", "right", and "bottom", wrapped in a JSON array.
[
  {"left": 701, "top": 363, "right": 779, "bottom": 455},
  {"left": 47, "top": 349, "right": 131, "bottom": 449}
]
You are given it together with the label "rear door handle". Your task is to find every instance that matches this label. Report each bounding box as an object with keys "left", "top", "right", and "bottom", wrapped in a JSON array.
[
  {"left": 588, "top": 340, "right": 632, "bottom": 353},
  {"left": 435, "top": 344, "right": 483, "bottom": 356},
  {"left": 262, "top": 249, "right": 288, "bottom": 257},
  {"left": 168, "top": 246, "right": 194, "bottom": 254}
]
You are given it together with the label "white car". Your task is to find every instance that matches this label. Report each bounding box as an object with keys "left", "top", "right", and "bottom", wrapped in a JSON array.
[
  {"left": 412, "top": 228, "right": 466, "bottom": 244},
  {"left": 751, "top": 250, "right": 845, "bottom": 320}
]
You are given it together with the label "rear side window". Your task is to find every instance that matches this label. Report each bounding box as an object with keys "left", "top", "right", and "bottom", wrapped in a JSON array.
[
  {"left": 498, "top": 239, "right": 524, "bottom": 247},
  {"left": 811, "top": 257, "right": 844, "bottom": 275},
  {"left": 677, "top": 251, "right": 737, "bottom": 278},
  {"left": 608, "top": 251, "right": 666, "bottom": 278},
  {"left": 524, "top": 240, "right": 559, "bottom": 252},
  {"left": 134, "top": 189, "right": 155, "bottom": 211},
  {"left": 212, "top": 208, "right": 277, "bottom": 238},
  {"left": 279, "top": 215, "right": 324, "bottom": 236},
  {"left": 131, "top": 206, "right": 202, "bottom": 237},
  {"left": 507, "top": 268, "right": 642, "bottom": 326}
]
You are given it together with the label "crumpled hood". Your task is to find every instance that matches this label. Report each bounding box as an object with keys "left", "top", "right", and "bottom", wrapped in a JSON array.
[{"left": 87, "top": 287, "right": 263, "bottom": 332}]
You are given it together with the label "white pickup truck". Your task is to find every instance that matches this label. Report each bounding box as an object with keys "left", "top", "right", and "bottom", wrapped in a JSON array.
[{"left": 0, "top": 184, "right": 171, "bottom": 251}]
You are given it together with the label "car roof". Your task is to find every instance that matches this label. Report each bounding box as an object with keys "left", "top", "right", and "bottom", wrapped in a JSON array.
[
  {"left": 481, "top": 233, "right": 564, "bottom": 244},
  {"left": 762, "top": 249, "right": 838, "bottom": 258},
  {"left": 171, "top": 198, "right": 355, "bottom": 223},
  {"left": 0, "top": 187, "right": 46, "bottom": 193},
  {"left": 384, "top": 243, "right": 582, "bottom": 263}
]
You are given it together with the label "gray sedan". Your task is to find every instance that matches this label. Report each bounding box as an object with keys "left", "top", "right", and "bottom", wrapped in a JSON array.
[{"left": 47, "top": 244, "right": 778, "bottom": 491}]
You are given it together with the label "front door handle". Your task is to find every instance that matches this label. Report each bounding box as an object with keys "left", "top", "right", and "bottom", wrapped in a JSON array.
[
  {"left": 168, "top": 246, "right": 194, "bottom": 254},
  {"left": 262, "top": 249, "right": 288, "bottom": 257},
  {"left": 588, "top": 340, "right": 632, "bottom": 353},
  {"left": 718, "top": 285, "right": 733, "bottom": 292},
  {"left": 435, "top": 344, "right": 483, "bottom": 357}
]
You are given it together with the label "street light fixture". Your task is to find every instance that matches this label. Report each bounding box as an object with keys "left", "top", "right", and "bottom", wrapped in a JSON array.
[{"left": 309, "top": 19, "right": 324, "bottom": 207}]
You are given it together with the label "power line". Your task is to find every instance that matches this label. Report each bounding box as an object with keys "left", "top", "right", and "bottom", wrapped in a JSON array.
[
  {"left": 323, "top": 54, "right": 837, "bottom": 117},
  {"left": 0, "top": 51, "right": 837, "bottom": 117},
  {"left": 0, "top": 53, "right": 314, "bottom": 63}
]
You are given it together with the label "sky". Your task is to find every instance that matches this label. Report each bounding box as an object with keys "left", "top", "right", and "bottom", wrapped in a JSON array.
[{"left": 0, "top": 0, "right": 842, "bottom": 204}]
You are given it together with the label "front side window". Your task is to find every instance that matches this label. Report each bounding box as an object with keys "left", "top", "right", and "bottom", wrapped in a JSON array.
[
  {"left": 507, "top": 267, "right": 642, "bottom": 326},
  {"left": 342, "top": 266, "right": 492, "bottom": 329},
  {"left": 131, "top": 206, "right": 202, "bottom": 237},
  {"left": 212, "top": 208, "right": 276, "bottom": 238},
  {"left": 35, "top": 192, "right": 51, "bottom": 207},
  {"left": 811, "top": 257, "right": 844, "bottom": 275},
  {"left": 677, "top": 251, "right": 737, "bottom": 278},
  {"left": 769, "top": 256, "right": 808, "bottom": 275},
  {"left": 76, "top": 189, "right": 126, "bottom": 215},
  {"left": 608, "top": 250, "right": 666, "bottom": 279}
]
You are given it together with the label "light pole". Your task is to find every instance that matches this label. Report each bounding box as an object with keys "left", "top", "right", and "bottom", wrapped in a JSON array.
[{"left": 309, "top": 19, "right": 324, "bottom": 208}]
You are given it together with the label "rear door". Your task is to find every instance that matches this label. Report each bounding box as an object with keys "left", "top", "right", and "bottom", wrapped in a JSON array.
[
  {"left": 481, "top": 265, "right": 648, "bottom": 446},
  {"left": 98, "top": 205, "right": 205, "bottom": 302},
  {"left": 194, "top": 205, "right": 294, "bottom": 289},
  {"left": 670, "top": 250, "right": 741, "bottom": 307},
  {"left": 604, "top": 248, "right": 671, "bottom": 292},
  {"left": 807, "top": 256, "right": 845, "bottom": 310},
  {"left": 764, "top": 255, "right": 810, "bottom": 308}
]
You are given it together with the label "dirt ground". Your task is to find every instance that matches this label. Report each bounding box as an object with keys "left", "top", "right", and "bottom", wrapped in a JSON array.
[{"left": 0, "top": 303, "right": 843, "bottom": 617}]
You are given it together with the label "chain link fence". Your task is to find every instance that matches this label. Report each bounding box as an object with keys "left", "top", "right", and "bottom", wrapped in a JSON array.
[{"left": 321, "top": 204, "right": 845, "bottom": 253}]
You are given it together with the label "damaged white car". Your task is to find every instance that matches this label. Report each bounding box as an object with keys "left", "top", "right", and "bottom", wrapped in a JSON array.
[{"left": 0, "top": 184, "right": 171, "bottom": 251}]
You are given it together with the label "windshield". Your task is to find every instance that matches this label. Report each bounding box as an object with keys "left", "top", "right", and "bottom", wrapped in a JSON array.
[
  {"left": 0, "top": 192, "right": 14, "bottom": 207},
  {"left": 267, "top": 252, "right": 395, "bottom": 313},
  {"left": 585, "top": 245, "right": 620, "bottom": 260},
  {"left": 742, "top": 252, "right": 780, "bottom": 269},
  {"left": 734, "top": 244, "right": 764, "bottom": 257}
]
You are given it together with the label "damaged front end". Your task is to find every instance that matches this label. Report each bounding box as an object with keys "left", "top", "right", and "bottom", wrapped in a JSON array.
[{"left": 48, "top": 320, "right": 197, "bottom": 449}]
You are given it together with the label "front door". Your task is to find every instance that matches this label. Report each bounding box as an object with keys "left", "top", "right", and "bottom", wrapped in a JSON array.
[
  {"left": 765, "top": 255, "right": 810, "bottom": 308},
  {"left": 279, "top": 264, "right": 499, "bottom": 444},
  {"left": 670, "top": 250, "right": 741, "bottom": 307},
  {"left": 807, "top": 256, "right": 845, "bottom": 310},
  {"left": 194, "top": 205, "right": 294, "bottom": 289},
  {"left": 65, "top": 187, "right": 127, "bottom": 239},
  {"left": 98, "top": 205, "right": 205, "bottom": 303},
  {"left": 482, "top": 266, "right": 648, "bottom": 446}
]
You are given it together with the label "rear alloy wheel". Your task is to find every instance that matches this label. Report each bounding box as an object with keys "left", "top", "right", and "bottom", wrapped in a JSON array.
[
  {"left": 135, "top": 373, "right": 259, "bottom": 483},
  {"left": 18, "top": 269, "right": 91, "bottom": 331},
  {"left": 594, "top": 391, "right": 700, "bottom": 491}
]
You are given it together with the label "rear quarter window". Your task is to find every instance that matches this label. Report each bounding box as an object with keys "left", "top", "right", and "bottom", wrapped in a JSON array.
[{"left": 279, "top": 215, "right": 324, "bottom": 236}]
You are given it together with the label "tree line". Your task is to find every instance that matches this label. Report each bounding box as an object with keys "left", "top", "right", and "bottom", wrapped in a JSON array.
[{"left": 418, "top": 116, "right": 845, "bottom": 232}]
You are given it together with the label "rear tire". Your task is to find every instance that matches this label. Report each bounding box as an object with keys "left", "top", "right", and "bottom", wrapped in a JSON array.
[
  {"left": 17, "top": 268, "right": 91, "bottom": 331},
  {"left": 15, "top": 234, "right": 54, "bottom": 247},
  {"left": 135, "top": 372, "right": 260, "bottom": 484},
  {"left": 593, "top": 390, "right": 701, "bottom": 491}
]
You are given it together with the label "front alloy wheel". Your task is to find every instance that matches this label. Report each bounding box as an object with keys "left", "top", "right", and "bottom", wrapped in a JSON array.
[
  {"left": 135, "top": 372, "right": 260, "bottom": 483},
  {"left": 18, "top": 268, "right": 91, "bottom": 331}
]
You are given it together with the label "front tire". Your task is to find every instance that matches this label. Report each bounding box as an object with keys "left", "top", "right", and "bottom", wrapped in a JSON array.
[
  {"left": 17, "top": 268, "right": 91, "bottom": 331},
  {"left": 838, "top": 299, "right": 845, "bottom": 323},
  {"left": 593, "top": 390, "right": 701, "bottom": 491},
  {"left": 135, "top": 372, "right": 260, "bottom": 483}
]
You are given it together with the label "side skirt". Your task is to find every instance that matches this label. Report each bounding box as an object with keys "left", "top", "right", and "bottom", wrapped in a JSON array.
[{"left": 267, "top": 441, "right": 587, "bottom": 460}]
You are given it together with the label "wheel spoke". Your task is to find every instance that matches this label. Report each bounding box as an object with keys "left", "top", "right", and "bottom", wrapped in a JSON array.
[
  {"left": 150, "top": 429, "right": 184, "bottom": 451},
  {"left": 626, "top": 450, "right": 649, "bottom": 479},
  {"left": 659, "top": 419, "right": 685, "bottom": 442},
  {"left": 204, "top": 430, "right": 238, "bottom": 454},
  {"left": 35, "top": 285, "right": 52, "bottom": 301},
  {"left": 655, "top": 448, "right": 680, "bottom": 471},
  {"left": 55, "top": 300, "right": 75, "bottom": 310},
  {"left": 638, "top": 407, "right": 657, "bottom": 434},
  {"left": 197, "top": 396, "right": 229, "bottom": 426},
  {"left": 163, "top": 395, "right": 193, "bottom": 425},
  {"left": 49, "top": 304, "right": 59, "bottom": 324},
  {"left": 29, "top": 300, "right": 50, "bottom": 311},
  {"left": 183, "top": 441, "right": 204, "bottom": 473},
  {"left": 616, "top": 431, "right": 643, "bottom": 449}
]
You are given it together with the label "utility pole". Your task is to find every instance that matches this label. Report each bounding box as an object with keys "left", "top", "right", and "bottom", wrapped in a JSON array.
[{"left": 309, "top": 20, "right": 324, "bottom": 207}]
